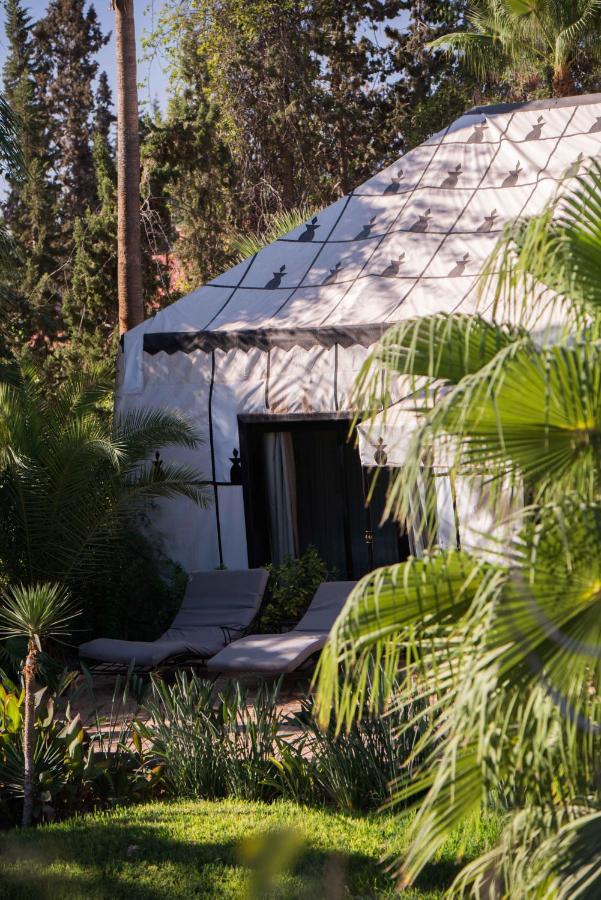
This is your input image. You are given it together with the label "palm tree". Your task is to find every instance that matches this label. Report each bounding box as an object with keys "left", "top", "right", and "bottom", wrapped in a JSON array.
[
  {"left": 315, "top": 164, "right": 601, "bottom": 894},
  {"left": 112, "top": 0, "right": 144, "bottom": 332},
  {"left": 428, "top": 0, "right": 601, "bottom": 98},
  {"left": 0, "top": 365, "right": 209, "bottom": 588},
  {"left": 0, "top": 583, "right": 77, "bottom": 826}
]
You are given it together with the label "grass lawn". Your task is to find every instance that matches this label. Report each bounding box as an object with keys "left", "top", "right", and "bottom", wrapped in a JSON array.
[{"left": 0, "top": 799, "right": 498, "bottom": 899}]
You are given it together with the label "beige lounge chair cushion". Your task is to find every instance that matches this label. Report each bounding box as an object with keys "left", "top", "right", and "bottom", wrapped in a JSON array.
[
  {"left": 206, "top": 631, "right": 328, "bottom": 674},
  {"left": 206, "top": 580, "right": 356, "bottom": 675}
]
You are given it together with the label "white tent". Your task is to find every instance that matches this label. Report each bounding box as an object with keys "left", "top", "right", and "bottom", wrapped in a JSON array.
[{"left": 119, "top": 92, "right": 601, "bottom": 575}]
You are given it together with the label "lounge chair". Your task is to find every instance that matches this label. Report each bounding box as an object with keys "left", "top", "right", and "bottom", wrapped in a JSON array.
[
  {"left": 78, "top": 568, "right": 269, "bottom": 670},
  {"left": 206, "top": 580, "right": 356, "bottom": 675}
]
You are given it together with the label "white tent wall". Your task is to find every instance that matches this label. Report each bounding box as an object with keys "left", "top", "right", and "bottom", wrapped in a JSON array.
[{"left": 117, "top": 93, "right": 601, "bottom": 573}]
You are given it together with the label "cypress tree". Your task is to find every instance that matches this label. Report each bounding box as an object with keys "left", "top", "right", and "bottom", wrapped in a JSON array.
[
  {"left": 33, "top": 0, "right": 109, "bottom": 232},
  {"left": 94, "top": 70, "right": 115, "bottom": 149},
  {"left": 2, "top": 0, "right": 59, "bottom": 357}
]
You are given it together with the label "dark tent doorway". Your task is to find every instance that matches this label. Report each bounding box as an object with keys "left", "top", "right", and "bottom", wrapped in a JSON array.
[{"left": 238, "top": 414, "right": 410, "bottom": 579}]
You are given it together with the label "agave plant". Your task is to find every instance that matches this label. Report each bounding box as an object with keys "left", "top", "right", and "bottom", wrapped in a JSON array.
[{"left": 316, "top": 163, "right": 601, "bottom": 893}]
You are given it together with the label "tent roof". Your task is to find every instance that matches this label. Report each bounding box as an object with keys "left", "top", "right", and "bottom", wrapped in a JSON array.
[{"left": 136, "top": 92, "right": 601, "bottom": 356}]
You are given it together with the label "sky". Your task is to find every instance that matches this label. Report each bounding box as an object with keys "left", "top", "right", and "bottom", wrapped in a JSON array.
[
  {"left": 0, "top": 0, "right": 171, "bottom": 109},
  {"left": 0, "top": 2, "right": 407, "bottom": 114}
]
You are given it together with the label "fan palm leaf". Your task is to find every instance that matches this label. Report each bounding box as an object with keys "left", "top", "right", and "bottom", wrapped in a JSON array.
[
  {"left": 484, "top": 161, "right": 601, "bottom": 320},
  {"left": 317, "top": 151, "right": 601, "bottom": 891}
]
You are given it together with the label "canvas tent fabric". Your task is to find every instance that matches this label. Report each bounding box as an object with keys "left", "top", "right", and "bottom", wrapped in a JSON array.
[{"left": 118, "top": 93, "right": 601, "bottom": 573}]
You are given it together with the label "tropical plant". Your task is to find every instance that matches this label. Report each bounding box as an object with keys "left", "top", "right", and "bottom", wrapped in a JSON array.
[
  {"left": 0, "top": 665, "right": 156, "bottom": 828},
  {"left": 138, "top": 672, "right": 282, "bottom": 801},
  {"left": 315, "top": 163, "right": 601, "bottom": 894},
  {"left": 0, "top": 583, "right": 77, "bottom": 825},
  {"left": 428, "top": 0, "right": 601, "bottom": 97},
  {"left": 0, "top": 364, "right": 208, "bottom": 592},
  {"left": 279, "top": 690, "right": 426, "bottom": 813},
  {"left": 259, "top": 545, "right": 331, "bottom": 633}
]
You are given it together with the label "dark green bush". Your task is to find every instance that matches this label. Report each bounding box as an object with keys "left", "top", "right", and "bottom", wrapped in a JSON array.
[
  {"left": 78, "top": 525, "right": 187, "bottom": 643},
  {"left": 259, "top": 546, "right": 332, "bottom": 632},
  {"left": 0, "top": 669, "right": 426, "bottom": 828},
  {"left": 281, "top": 694, "right": 426, "bottom": 812}
]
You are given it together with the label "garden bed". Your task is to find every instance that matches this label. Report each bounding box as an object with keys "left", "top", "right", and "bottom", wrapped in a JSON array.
[{"left": 0, "top": 799, "right": 497, "bottom": 899}]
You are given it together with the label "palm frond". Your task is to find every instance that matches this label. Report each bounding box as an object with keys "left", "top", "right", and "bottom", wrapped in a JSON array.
[
  {"left": 380, "top": 337, "right": 601, "bottom": 530},
  {"left": 314, "top": 551, "right": 495, "bottom": 729},
  {"left": 230, "top": 205, "right": 318, "bottom": 262},
  {"left": 352, "top": 314, "right": 521, "bottom": 431},
  {"left": 115, "top": 407, "right": 203, "bottom": 463},
  {"left": 120, "top": 461, "right": 211, "bottom": 507},
  {"left": 483, "top": 162, "right": 601, "bottom": 321}
]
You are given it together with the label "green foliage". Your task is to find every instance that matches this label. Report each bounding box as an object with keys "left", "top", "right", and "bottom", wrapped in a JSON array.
[
  {"left": 316, "top": 148, "right": 601, "bottom": 893},
  {"left": 0, "top": 582, "right": 77, "bottom": 645},
  {"left": 137, "top": 669, "right": 425, "bottom": 815},
  {"left": 33, "top": 0, "right": 108, "bottom": 228},
  {"left": 0, "top": 799, "right": 499, "bottom": 899},
  {"left": 138, "top": 673, "right": 281, "bottom": 802},
  {"left": 0, "top": 365, "right": 208, "bottom": 592},
  {"left": 83, "top": 526, "right": 187, "bottom": 642},
  {"left": 144, "top": 0, "right": 408, "bottom": 286},
  {"left": 230, "top": 206, "right": 316, "bottom": 263},
  {"left": 428, "top": 0, "right": 601, "bottom": 96},
  {"left": 275, "top": 691, "right": 426, "bottom": 813},
  {"left": 259, "top": 546, "right": 330, "bottom": 632},
  {"left": 0, "top": 670, "right": 156, "bottom": 827}
]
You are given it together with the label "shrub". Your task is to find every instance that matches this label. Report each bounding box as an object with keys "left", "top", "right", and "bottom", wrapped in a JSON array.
[
  {"left": 138, "top": 672, "right": 282, "bottom": 802},
  {"left": 0, "top": 670, "right": 156, "bottom": 827},
  {"left": 80, "top": 525, "right": 187, "bottom": 642},
  {"left": 139, "top": 671, "right": 424, "bottom": 814},
  {"left": 259, "top": 546, "right": 332, "bottom": 633}
]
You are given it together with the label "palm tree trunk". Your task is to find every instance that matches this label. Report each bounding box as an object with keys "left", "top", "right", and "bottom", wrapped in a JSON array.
[
  {"left": 22, "top": 639, "right": 37, "bottom": 827},
  {"left": 552, "top": 65, "right": 576, "bottom": 98},
  {"left": 114, "top": 0, "right": 144, "bottom": 333}
]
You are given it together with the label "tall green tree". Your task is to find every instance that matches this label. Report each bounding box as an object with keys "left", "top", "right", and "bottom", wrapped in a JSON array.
[
  {"left": 1, "top": 0, "right": 57, "bottom": 358},
  {"left": 94, "top": 70, "right": 115, "bottom": 148},
  {"left": 148, "top": 0, "right": 406, "bottom": 284},
  {"left": 316, "top": 164, "right": 601, "bottom": 894},
  {"left": 141, "top": 47, "right": 237, "bottom": 289},
  {"left": 33, "top": 0, "right": 109, "bottom": 232},
  {"left": 386, "top": 0, "right": 487, "bottom": 151},
  {"left": 60, "top": 134, "right": 118, "bottom": 374},
  {"left": 309, "top": 0, "right": 404, "bottom": 194}
]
